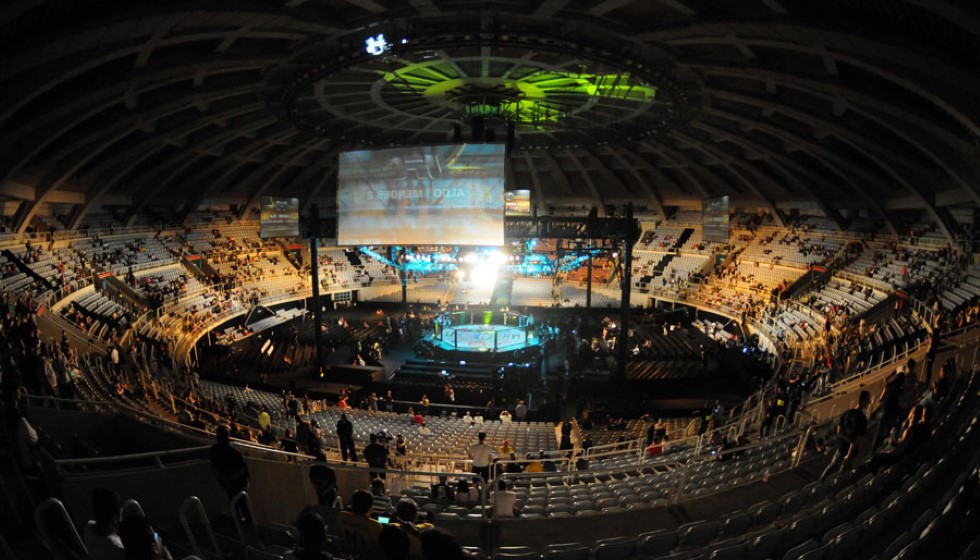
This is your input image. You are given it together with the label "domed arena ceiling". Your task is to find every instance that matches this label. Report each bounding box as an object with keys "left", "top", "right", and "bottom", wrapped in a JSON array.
[{"left": 0, "top": 0, "right": 979, "bottom": 235}]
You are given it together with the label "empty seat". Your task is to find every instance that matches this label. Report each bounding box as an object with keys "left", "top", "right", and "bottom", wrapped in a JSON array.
[
  {"left": 493, "top": 546, "right": 541, "bottom": 560},
  {"left": 719, "top": 510, "right": 752, "bottom": 537},
  {"left": 541, "top": 542, "right": 589, "bottom": 560},
  {"left": 782, "top": 538, "right": 818, "bottom": 560},
  {"left": 636, "top": 530, "right": 678, "bottom": 557},
  {"left": 592, "top": 536, "right": 634, "bottom": 560},
  {"left": 707, "top": 540, "right": 748, "bottom": 560},
  {"left": 677, "top": 520, "right": 718, "bottom": 549}
]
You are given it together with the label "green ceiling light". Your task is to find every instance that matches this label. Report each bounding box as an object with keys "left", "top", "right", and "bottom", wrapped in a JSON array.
[{"left": 381, "top": 67, "right": 657, "bottom": 128}]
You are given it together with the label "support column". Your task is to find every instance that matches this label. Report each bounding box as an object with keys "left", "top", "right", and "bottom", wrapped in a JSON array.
[
  {"left": 616, "top": 203, "right": 636, "bottom": 380},
  {"left": 309, "top": 206, "right": 324, "bottom": 373},
  {"left": 586, "top": 243, "right": 593, "bottom": 309}
]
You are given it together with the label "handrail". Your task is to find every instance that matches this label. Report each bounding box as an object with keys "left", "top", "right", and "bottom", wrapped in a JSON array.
[
  {"left": 52, "top": 446, "right": 210, "bottom": 467},
  {"left": 35, "top": 497, "right": 87, "bottom": 559}
]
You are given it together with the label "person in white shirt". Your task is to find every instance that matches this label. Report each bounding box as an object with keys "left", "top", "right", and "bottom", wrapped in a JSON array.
[
  {"left": 418, "top": 423, "right": 431, "bottom": 437},
  {"left": 462, "top": 411, "right": 474, "bottom": 424},
  {"left": 467, "top": 432, "right": 494, "bottom": 482},
  {"left": 492, "top": 480, "right": 517, "bottom": 518},
  {"left": 84, "top": 487, "right": 125, "bottom": 560},
  {"left": 499, "top": 410, "right": 512, "bottom": 423}
]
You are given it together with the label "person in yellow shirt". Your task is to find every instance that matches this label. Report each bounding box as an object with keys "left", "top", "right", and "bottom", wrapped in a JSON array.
[
  {"left": 524, "top": 452, "right": 544, "bottom": 473},
  {"left": 337, "top": 490, "right": 382, "bottom": 558},
  {"left": 498, "top": 439, "right": 513, "bottom": 455}
]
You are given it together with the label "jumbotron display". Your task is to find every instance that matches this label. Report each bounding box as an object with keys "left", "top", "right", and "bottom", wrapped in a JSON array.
[
  {"left": 259, "top": 197, "right": 300, "bottom": 238},
  {"left": 338, "top": 144, "right": 506, "bottom": 246},
  {"left": 703, "top": 196, "right": 730, "bottom": 243}
]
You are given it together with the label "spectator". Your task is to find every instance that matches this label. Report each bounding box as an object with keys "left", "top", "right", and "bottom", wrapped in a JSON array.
[
  {"left": 84, "top": 487, "right": 125, "bottom": 560},
  {"left": 364, "top": 433, "right": 389, "bottom": 480},
  {"left": 821, "top": 390, "right": 870, "bottom": 480},
  {"left": 287, "top": 511, "right": 335, "bottom": 560},
  {"left": 420, "top": 528, "right": 470, "bottom": 560},
  {"left": 514, "top": 400, "right": 528, "bottom": 423},
  {"left": 338, "top": 490, "right": 382, "bottom": 558},
  {"left": 430, "top": 476, "right": 455, "bottom": 505},
  {"left": 392, "top": 498, "right": 433, "bottom": 558},
  {"left": 257, "top": 406, "right": 271, "bottom": 431},
  {"left": 210, "top": 425, "right": 250, "bottom": 499},
  {"left": 418, "top": 422, "right": 431, "bottom": 437},
  {"left": 498, "top": 409, "right": 512, "bottom": 423},
  {"left": 337, "top": 413, "right": 357, "bottom": 462},
  {"left": 117, "top": 515, "right": 173, "bottom": 560},
  {"left": 461, "top": 412, "right": 473, "bottom": 425},
  {"left": 379, "top": 524, "right": 411, "bottom": 560},
  {"left": 492, "top": 480, "right": 517, "bottom": 518},
  {"left": 308, "top": 464, "right": 339, "bottom": 527},
  {"left": 467, "top": 432, "right": 493, "bottom": 482}
]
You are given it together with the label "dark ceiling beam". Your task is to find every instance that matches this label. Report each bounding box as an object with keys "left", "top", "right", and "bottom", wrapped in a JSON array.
[
  {"left": 238, "top": 139, "right": 335, "bottom": 219},
  {"left": 2, "top": 31, "right": 300, "bottom": 125},
  {"left": 672, "top": 130, "right": 790, "bottom": 225},
  {"left": 126, "top": 114, "right": 280, "bottom": 215},
  {"left": 692, "top": 120, "right": 856, "bottom": 232},
  {"left": 68, "top": 145, "right": 169, "bottom": 230},
  {"left": 634, "top": 142, "right": 712, "bottom": 199},
  {"left": 177, "top": 128, "right": 302, "bottom": 223},
  {"left": 542, "top": 154, "right": 581, "bottom": 202},
  {"left": 297, "top": 149, "right": 349, "bottom": 216},
  {"left": 702, "top": 82, "right": 980, "bottom": 206},
  {"left": 588, "top": 0, "right": 634, "bottom": 17},
  {"left": 615, "top": 146, "right": 688, "bottom": 214},
  {"left": 74, "top": 104, "right": 268, "bottom": 228},
  {"left": 2, "top": 8, "right": 334, "bottom": 81},
  {"left": 8, "top": 89, "right": 259, "bottom": 233},
  {"left": 720, "top": 104, "right": 958, "bottom": 236},
  {"left": 568, "top": 153, "right": 607, "bottom": 216},
  {"left": 655, "top": 0, "right": 698, "bottom": 17},
  {"left": 533, "top": 0, "right": 574, "bottom": 18},
  {"left": 519, "top": 152, "right": 547, "bottom": 213},
  {"left": 0, "top": 74, "right": 262, "bottom": 185},
  {"left": 647, "top": 27, "right": 980, "bottom": 137},
  {"left": 593, "top": 147, "right": 667, "bottom": 218},
  {"left": 898, "top": 0, "right": 980, "bottom": 35},
  {"left": 688, "top": 64, "right": 980, "bottom": 204},
  {"left": 696, "top": 105, "right": 910, "bottom": 218}
]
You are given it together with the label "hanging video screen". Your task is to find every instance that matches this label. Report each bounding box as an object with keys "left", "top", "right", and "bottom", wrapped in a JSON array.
[
  {"left": 703, "top": 196, "right": 730, "bottom": 243},
  {"left": 338, "top": 144, "right": 505, "bottom": 246}
]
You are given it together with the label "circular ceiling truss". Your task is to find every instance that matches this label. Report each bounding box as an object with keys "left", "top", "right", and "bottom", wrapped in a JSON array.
[{"left": 266, "top": 29, "right": 700, "bottom": 148}]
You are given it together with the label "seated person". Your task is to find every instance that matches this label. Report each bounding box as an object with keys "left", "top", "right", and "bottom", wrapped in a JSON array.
[
  {"left": 286, "top": 511, "right": 335, "bottom": 559},
  {"left": 492, "top": 480, "right": 517, "bottom": 518},
  {"left": 84, "top": 487, "right": 125, "bottom": 560},
  {"left": 430, "top": 476, "right": 455, "bottom": 505},
  {"left": 391, "top": 498, "right": 433, "bottom": 559},
  {"left": 379, "top": 524, "right": 411, "bottom": 560},
  {"left": 337, "top": 490, "right": 382, "bottom": 558},
  {"left": 117, "top": 515, "right": 173, "bottom": 560}
]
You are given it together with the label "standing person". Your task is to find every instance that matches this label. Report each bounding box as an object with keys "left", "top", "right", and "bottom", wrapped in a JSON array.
[
  {"left": 514, "top": 400, "right": 528, "bottom": 423},
  {"left": 337, "top": 413, "right": 357, "bottom": 462},
  {"left": 467, "top": 431, "right": 493, "bottom": 482},
  {"left": 363, "top": 434, "right": 389, "bottom": 480},
  {"left": 383, "top": 390, "right": 394, "bottom": 413},
  {"left": 368, "top": 392, "right": 379, "bottom": 412},
  {"left": 870, "top": 369, "right": 905, "bottom": 451},
  {"left": 559, "top": 419, "right": 573, "bottom": 451},
  {"left": 210, "top": 425, "right": 250, "bottom": 499},
  {"left": 820, "top": 391, "right": 870, "bottom": 480}
]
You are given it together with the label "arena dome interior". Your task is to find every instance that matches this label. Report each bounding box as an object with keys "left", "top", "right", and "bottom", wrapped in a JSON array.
[{"left": 1, "top": 2, "right": 980, "bottom": 560}]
